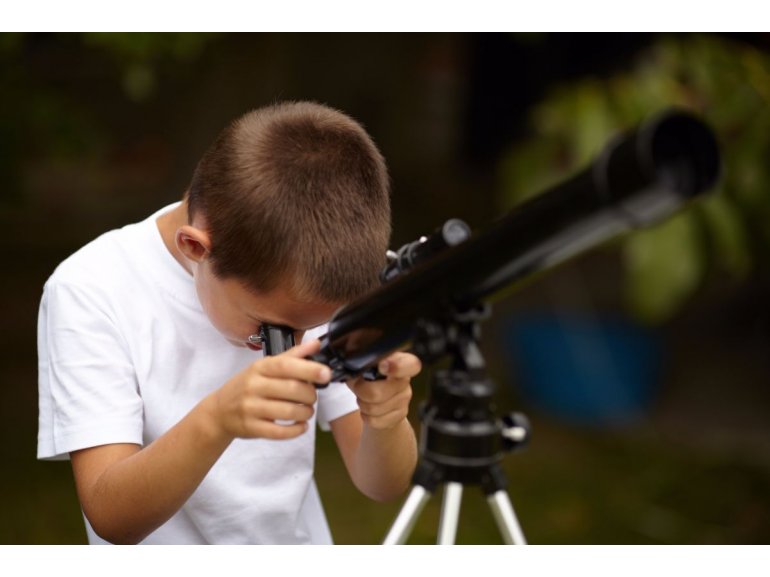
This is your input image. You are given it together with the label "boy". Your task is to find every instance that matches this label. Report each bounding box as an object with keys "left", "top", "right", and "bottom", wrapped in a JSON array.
[{"left": 37, "top": 101, "right": 421, "bottom": 545}]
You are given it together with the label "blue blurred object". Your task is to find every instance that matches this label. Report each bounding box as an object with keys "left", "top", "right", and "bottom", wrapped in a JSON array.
[{"left": 502, "top": 313, "right": 663, "bottom": 426}]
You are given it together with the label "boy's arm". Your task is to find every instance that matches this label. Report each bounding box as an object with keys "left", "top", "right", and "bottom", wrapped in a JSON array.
[
  {"left": 331, "top": 411, "right": 418, "bottom": 502},
  {"left": 330, "top": 352, "right": 420, "bottom": 502},
  {"left": 70, "top": 398, "right": 232, "bottom": 545}
]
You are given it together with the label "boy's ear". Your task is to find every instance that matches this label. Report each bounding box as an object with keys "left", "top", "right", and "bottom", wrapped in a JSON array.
[{"left": 175, "top": 225, "right": 212, "bottom": 263}]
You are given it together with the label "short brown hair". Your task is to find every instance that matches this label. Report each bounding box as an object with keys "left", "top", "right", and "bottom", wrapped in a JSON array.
[{"left": 187, "top": 101, "right": 391, "bottom": 304}]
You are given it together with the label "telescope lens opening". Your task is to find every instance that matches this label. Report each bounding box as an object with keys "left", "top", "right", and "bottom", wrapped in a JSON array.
[{"left": 649, "top": 112, "right": 721, "bottom": 197}]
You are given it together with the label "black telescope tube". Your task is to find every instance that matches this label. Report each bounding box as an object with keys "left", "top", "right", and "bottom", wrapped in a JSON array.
[{"left": 309, "top": 109, "right": 721, "bottom": 381}]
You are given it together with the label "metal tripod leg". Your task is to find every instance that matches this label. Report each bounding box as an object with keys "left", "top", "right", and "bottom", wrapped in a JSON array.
[
  {"left": 383, "top": 482, "right": 527, "bottom": 545},
  {"left": 382, "top": 485, "right": 432, "bottom": 545},
  {"left": 487, "top": 490, "right": 527, "bottom": 545},
  {"left": 437, "top": 482, "right": 463, "bottom": 545}
]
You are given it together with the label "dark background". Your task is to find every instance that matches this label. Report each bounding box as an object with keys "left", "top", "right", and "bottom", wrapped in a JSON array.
[{"left": 2, "top": 32, "right": 769, "bottom": 544}]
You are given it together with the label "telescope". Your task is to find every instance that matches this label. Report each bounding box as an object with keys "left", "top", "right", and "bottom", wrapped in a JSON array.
[
  {"left": 252, "top": 109, "right": 721, "bottom": 544},
  {"left": 251, "top": 109, "right": 721, "bottom": 374}
]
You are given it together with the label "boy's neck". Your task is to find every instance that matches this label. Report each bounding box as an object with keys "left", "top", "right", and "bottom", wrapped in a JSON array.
[{"left": 157, "top": 199, "right": 193, "bottom": 276}]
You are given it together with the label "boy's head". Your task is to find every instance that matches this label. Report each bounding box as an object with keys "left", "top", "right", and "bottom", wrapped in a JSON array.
[{"left": 175, "top": 101, "right": 391, "bottom": 348}]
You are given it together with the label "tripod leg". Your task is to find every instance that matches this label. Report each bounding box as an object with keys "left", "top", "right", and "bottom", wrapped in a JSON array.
[
  {"left": 437, "top": 482, "right": 463, "bottom": 545},
  {"left": 487, "top": 491, "right": 527, "bottom": 545},
  {"left": 382, "top": 485, "right": 432, "bottom": 545}
]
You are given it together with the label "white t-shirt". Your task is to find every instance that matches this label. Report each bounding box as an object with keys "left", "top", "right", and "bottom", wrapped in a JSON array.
[{"left": 37, "top": 202, "right": 359, "bottom": 544}]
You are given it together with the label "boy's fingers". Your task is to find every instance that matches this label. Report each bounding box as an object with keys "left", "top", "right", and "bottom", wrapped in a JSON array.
[
  {"left": 284, "top": 338, "right": 322, "bottom": 358},
  {"left": 259, "top": 378, "right": 318, "bottom": 406},
  {"left": 379, "top": 352, "right": 422, "bottom": 380},
  {"left": 258, "top": 352, "right": 332, "bottom": 384},
  {"left": 260, "top": 421, "right": 309, "bottom": 439}
]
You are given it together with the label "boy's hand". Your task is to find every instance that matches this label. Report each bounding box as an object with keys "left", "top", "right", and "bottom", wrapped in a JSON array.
[
  {"left": 346, "top": 352, "right": 421, "bottom": 430},
  {"left": 209, "top": 339, "right": 331, "bottom": 441}
]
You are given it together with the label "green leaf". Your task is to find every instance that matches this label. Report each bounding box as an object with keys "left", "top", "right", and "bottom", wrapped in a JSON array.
[
  {"left": 122, "top": 64, "right": 156, "bottom": 102},
  {"left": 497, "top": 138, "right": 566, "bottom": 207},
  {"left": 623, "top": 213, "right": 706, "bottom": 324},
  {"left": 698, "top": 192, "right": 752, "bottom": 278}
]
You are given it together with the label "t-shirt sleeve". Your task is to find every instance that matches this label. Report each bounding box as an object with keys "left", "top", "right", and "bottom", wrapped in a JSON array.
[
  {"left": 316, "top": 380, "right": 359, "bottom": 432},
  {"left": 37, "top": 280, "right": 144, "bottom": 461},
  {"left": 302, "top": 324, "right": 359, "bottom": 432}
]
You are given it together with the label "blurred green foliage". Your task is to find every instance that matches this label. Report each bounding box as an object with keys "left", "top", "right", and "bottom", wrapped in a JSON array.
[
  {"left": 1, "top": 33, "right": 220, "bottom": 102},
  {"left": 499, "top": 34, "right": 770, "bottom": 323},
  {"left": 82, "top": 33, "right": 221, "bottom": 101},
  {"left": 0, "top": 33, "right": 221, "bottom": 206}
]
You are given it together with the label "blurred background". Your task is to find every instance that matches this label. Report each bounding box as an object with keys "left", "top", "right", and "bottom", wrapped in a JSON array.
[{"left": 2, "top": 32, "right": 769, "bottom": 544}]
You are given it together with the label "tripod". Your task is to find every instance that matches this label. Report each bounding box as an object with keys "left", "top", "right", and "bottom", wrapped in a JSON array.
[{"left": 382, "top": 303, "right": 531, "bottom": 545}]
